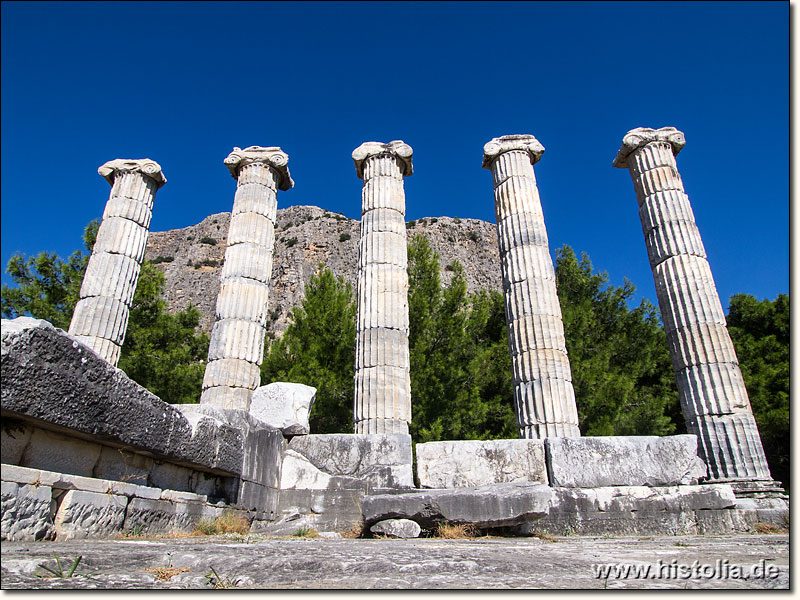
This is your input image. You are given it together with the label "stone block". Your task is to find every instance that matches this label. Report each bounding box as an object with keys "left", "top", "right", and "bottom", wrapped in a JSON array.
[
  {"left": 20, "top": 428, "right": 102, "bottom": 478},
  {"left": 219, "top": 242, "right": 274, "bottom": 284},
  {"left": 68, "top": 295, "right": 130, "bottom": 344},
  {"left": 370, "top": 518, "right": 421, "bottom": 538},
  {"left": 123, "top": 497, "right": 176, "bottom": 535},
  {"left": 517, "top": 483, "right": 738, "bottom": 537},
  {"left": 53, "top": 489, "right": 128, "bottom": 540},
  {"left": 241, "top": 425, "right": 284, "bottom": 489},
  {"left": 227, "top": 212, "right": 275, "bottom": 247},
  {"left": 77, "top": 252, "right": 141, "bottom": 305},
  {"left": 1, "top": 481, "right": 55, "bottom": 541},
  {"left": 236, "top": 480, "right": 278, "bottom": 517},
  {"left": 361, "top": 482, "right": 553, "bottom": 529},
  {"left": 93, "top": 445, "right": 152, "bottom": 486},
  {"left": 355, "top": 327, "right": 409, "bottom": 369},
  {"left": 544, "top": 436, "right": 708, "bottom": 488},
  {"left": 150, "top": 460, "right": 194, "bottom": 493},
  {"left": 287, "top": 434, "right": 413, "bottom": 489},
  {"left": 416, "top": 439, "right": 548, "bottom": 489},
  {"left": 269, "top": 486, "right": 368, "bottom": 534},
  {"left": 1, "top": 419, "right": 32, "bottom": 464},
  {"left": 250, "top": 382, "right": 317, "bottom": 435},
  {"left": 213, "top": 278, "right": 271, "bottom": 324},
  {"left": 2, "top": 318, "right": 244, "bottom": 477},
  {"left": 92, "top": 216, "right": 149, "bottom": 262}
]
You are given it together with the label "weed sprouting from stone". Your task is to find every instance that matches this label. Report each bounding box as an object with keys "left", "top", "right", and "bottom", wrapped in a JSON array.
[{"left": 36, "top": 554, "right": 82, "bottom": 579}]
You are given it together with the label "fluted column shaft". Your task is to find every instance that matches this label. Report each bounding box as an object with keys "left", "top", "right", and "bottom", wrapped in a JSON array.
[
  {"left": 200, "top": 146, "right": 293, "bottom": 411},
  {"left": 483, "top": 136, "right": 580, "bottom": 439},
  {"left": 69, "top": 159, "right": 166, "bottom": 366},
  {"left": 352, "top": 141, "right": 413, "bottom": 435},
  {"left": 614, "top": 127, "right": 771, "bottom": 481}
]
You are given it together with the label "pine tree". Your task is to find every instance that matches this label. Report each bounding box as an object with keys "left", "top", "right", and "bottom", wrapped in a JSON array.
[
  {"left": 727, "top": 293, "right": 789, "bottom": 491},
  {"left": 260, "top": 266, "right": 356, "bottom": 433}
]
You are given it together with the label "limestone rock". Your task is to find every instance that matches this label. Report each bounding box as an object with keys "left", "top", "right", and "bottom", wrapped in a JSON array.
[
  {"left": 370, "top": 518, "right": 421, "bottom": 538},
  {"left": 361, "top": 482, "right": 553, "bottom": 529},
  {"left": 545, "top": 436, "right": 708, "bottom": 488},
  {"left": 143, "top": 207, "right": 502, "bottom": 337},
  {"left": 249, "top": 382, "right": 317, "bottom": 435},
  {"left": 54, "top": 490, "right": 128, "bottom": 540},
  {"left": 416, "top": 439, "right": 547, "bottom": 488},
  {"left": 285, "top": 434, "right": 413, "bottom": 489},
  {"left": 1, "top": 481, "right": 55, "bottom": 542}
]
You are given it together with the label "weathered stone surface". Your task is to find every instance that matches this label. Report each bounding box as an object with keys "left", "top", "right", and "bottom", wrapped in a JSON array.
[
  {"left": 1, "top": 481, "right": 54, "bottom": 541},
  {"left": 614, "top": 128, "right": 773, "bottom": 483},
  {"left": 519, "top": 483, "right": 740, "bottom": 537},
  {"left": 0, "top": 534, "right": 790, "bottom": 589},
  {"left": 2, "top": 318, "right": 243, "bottom": 477},
  {"left": 1, "top": 419, "right": 33, "bottom": 465},
  {"left": 362, "top": 482, "right": 553, "bottom": 529},
  {"left": 353, "top": 142, "right": 412, "bottom": 436},
  {"left": 249, "top": 382, "right": 317, "bottom": 435},
  {"left": 416, "top": 439, "right": 547, "bottom": 488},
  {"left": 286, "top": 434, "right": 413, "bottom": 489},
  {"left": 370, "top": 518, "right": 421, "bottom": 538},
  {"left": 54, "top": 490, "right": 128, "bottom": 540},
  {"left": 545, "top": 436, "right": 707, "bottom": 488},
  {"left": 483, "top": 135, "right": 579, "bottom": 440}
]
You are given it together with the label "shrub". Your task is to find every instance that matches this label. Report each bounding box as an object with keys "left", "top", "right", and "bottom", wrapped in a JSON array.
[
  {"left": 292, "top": 526, "right": 319, "bottom": 538},
  {"left": 406, "top": 221, "right": 416, "bottom": 229},
  {"left": 467, "top": 231, "right": 479, "bottom": 242},
  {"left": 339, "top": 232, "right": 351, "bottom": 242},
  {"left": 445, "top": 262, "right": 456, "bottom": 272},
  {"left": 151, "top": 256, "right": 174, "bottom": 265},
  {"left": 430, "top": 218, "right": 438, "bottom": 224},
  {"left": 199, "top": 236, "right": 217, "bottom": 246},
  {"left": 453, "top": 217, "right": 462, "bottom": 224},
  {"left": 285, "top": 237, "right": 298, "bottom": 248},
  {"left": 285, "top": 221, "right": 294, "bottom": 229}
]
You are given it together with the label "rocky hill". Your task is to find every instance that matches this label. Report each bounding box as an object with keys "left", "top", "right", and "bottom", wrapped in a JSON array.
[{"left": 144, "top": 205, "right": 502, "bottom": 337}]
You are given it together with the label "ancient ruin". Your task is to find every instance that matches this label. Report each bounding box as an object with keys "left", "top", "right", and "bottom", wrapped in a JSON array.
[
  {"left": 351, "top": 141, "right": 413, "bottom": 435},
  {"left": 68, "top": 159, "right": 166, "bottom": 366},
  {"left": 200, "top": 146, "right": 293, "bottom": 411},
  {"left": 613, "top": 127, "right": 778, "bottom": 495},
  {"left": 482, "top": 135, "right": 580, "bottom": 439},
  {"left": 1, "top": 132, "right": 788, "bottom": 549}
]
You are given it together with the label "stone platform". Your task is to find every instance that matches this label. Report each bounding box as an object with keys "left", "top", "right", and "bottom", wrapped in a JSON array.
[{"left": 0, "top": 534, "right": 789, "bottom": 589}]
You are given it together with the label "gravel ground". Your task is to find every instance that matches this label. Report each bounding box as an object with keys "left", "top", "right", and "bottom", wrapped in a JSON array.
[{"left": 0, "top": 533, "right": 788, "bottom": 590}]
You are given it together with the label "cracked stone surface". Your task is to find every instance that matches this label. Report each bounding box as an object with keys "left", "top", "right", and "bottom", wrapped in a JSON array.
[{"left": 0, "top": 534, "right": 788, "bottom": 589}]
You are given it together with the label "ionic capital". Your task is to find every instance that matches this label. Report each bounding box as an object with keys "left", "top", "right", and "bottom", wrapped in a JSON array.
[
  {"left": 224, "top": 146, "right": 294, "bottom": 190},
  {"left": 612, "top": 127, "right": 686, "bottom": 168},
  {"left": 98, "top": 159, "right": 166, "bottom": 188},
  {"left": 482, "top": 135, "right": 545, "bottom": 170},
  {"left": 352, "top": 140, "right": 413, "bottom": 179}
]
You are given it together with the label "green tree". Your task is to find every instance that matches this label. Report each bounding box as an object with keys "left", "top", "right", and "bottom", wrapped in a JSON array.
[
  {"left": 260, "top": 266, "right": 356, "bottom": 433},
  {"left": 2, "top": 220, "right": 99, "bottom": 329},
  {"left": 407, "top": 234, "right": 516, "bottom": 442},
  {"left": 727, "top": 293, "right": 789, "bottom": 491},
  {"left": 117, "top": 264, "right": 209, "bottom": 405},
  {"left": 554, "top": 245, "right": 681, "bottom": 436},
  {"left": 2, "top": 221, "right": 209, "bottom": 405}
]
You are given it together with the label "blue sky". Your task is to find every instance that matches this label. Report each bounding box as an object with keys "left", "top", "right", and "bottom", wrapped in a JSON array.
[{"left": 1, "top": 1, "right": 789, "bottom": 312}]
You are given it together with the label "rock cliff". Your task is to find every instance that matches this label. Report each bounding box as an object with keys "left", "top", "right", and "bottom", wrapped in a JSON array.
[{"left": 144, "top": 205, "right": 502, "bottom": 337}]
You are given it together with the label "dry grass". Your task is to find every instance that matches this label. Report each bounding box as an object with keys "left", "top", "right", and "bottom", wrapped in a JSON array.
[
  {"left": 434, "top": 522, "right": 478, "bottom": 539},
  {"left": 193, "top": 510, "right": 251, "bottom": 536},
  {"left": 753, "top": 522, "right": 788, "bottom": 534},
  {"left": 145, "top": 567, "right": 191, "bottom": 581},
  {"left": 292, "top": 526, "right": 320, "bottom": 538},
  {"left": 340, "top": 521, "right": 365, "bottom": 539}
]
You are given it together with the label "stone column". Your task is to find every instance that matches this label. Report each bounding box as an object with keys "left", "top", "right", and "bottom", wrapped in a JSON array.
[
  {"left": 613, "top": 127, "right": 773, "bottom": 484},
  {"left": 69, "top": 159, "right": 166, "bottom": 366},
  {"left": 352, "top": 140, "right": 413, "bottom": 435},
  {"left": 200, "top": 146, "right": 293, "bottom": 411},
  {"left": 482, "top": 135, "right": 580, "bottom": 439}
]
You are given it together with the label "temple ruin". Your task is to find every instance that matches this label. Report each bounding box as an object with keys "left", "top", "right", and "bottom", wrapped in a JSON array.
[{"left": 1, "top": 130, "right": 788, "bottom": 542}]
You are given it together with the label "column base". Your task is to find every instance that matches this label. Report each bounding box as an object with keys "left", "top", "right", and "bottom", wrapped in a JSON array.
[{"left": 519, "top": 423, "right": 580, "bottom": 439}]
